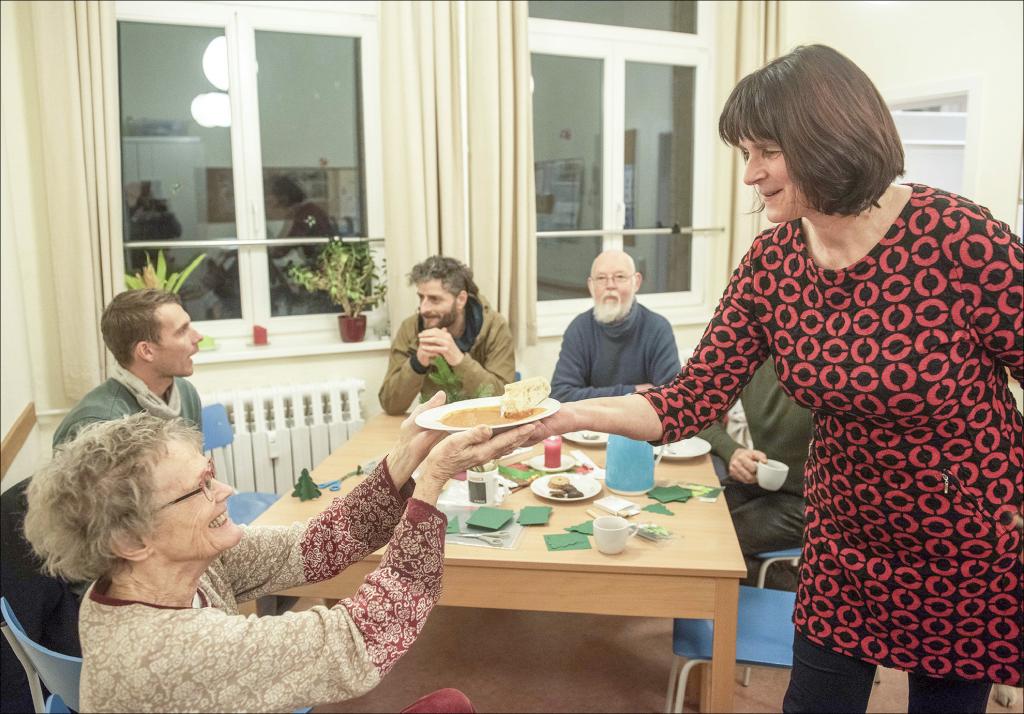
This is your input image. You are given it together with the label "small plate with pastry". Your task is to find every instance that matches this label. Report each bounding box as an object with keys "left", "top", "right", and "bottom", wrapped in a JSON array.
[
  {"left": 416, "top": 377, "right": 559, "bottom": 433},
  {"left": 530, "top": 473, "right": 602, "bottom": 502}
]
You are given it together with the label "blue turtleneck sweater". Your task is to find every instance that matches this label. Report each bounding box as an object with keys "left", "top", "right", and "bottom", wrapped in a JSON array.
[{"left": 550, "top": 302, "right": 680, "bottom": 402}]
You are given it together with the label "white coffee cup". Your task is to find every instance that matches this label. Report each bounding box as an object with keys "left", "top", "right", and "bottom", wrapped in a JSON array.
[
  {"left": 593, "top": 516, "right": 639, "bottom": 555},
  {"left": 468, "top": 469, "right": 507, "bottom": 506},
  {"left": 756, "top": 459, "right": 789, "bottom": 491}
]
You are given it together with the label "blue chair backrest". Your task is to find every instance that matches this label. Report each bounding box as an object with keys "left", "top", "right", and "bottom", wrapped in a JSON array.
[
  {"left": 1, "top": 597, "right": 82, "bottom": 712},
  {"left": 46, "top": 693, "right": 71, "bottom": 713},
  {"left": 202, "top": 403, "right": 234, "bottom": 451}
]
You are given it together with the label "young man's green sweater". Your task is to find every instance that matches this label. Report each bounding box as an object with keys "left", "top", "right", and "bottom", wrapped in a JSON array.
[{"left": 52, "top": 378, "right": 202, "bottom": 448}]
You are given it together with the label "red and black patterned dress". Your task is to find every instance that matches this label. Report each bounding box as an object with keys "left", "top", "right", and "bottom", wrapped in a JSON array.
[{"left": 643, "top": 185, "right": 1022, "bottom": 685}]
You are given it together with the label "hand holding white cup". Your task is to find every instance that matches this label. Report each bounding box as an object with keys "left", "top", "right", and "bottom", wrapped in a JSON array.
[{"left": 756, "top": 459, "right": 789, "bottom": 491}]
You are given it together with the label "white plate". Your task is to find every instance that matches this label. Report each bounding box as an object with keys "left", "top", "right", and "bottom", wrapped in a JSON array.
[
  {"left": 415, "top": 396, "right": 560, "bottom": 433},
  {"left": 658, "top": 437, "right": 712, "bottom": 459},
  {"left": 526, "top": 454, "right": 577, "bottom": 473},
  {"left": 564, "top": 430, "right": 609, "bottom": 446},
  {"left": 530, "top": 473, "right": 603, "bottom": 502}
]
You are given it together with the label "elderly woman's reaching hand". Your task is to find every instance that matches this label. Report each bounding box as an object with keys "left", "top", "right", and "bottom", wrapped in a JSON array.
[{"left": 22, "top": 411, "right": 511, "bottom": 713}]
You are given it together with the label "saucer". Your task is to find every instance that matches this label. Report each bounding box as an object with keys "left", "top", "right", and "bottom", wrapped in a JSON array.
[{"left": 526, "top": 454, "right": 577, "bottom": 473}]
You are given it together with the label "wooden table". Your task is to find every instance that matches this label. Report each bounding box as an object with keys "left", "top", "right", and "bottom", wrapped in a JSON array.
[{"left": 253, "top": 414, "right": 746, "bottom": 712}]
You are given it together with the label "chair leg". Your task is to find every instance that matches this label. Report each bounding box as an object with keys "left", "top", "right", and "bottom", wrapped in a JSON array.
[
  {"left": 2, "top": 626, "right": 45, "bottom": 714},
  {"left": 742, "top": 665, "right": 752, "bottom": 686},
  {"left": 673, "top": 659, "right": 703, "bottom": 714},
  {"left": 665, "top": 657, "right": 682, "bottom": 713}
]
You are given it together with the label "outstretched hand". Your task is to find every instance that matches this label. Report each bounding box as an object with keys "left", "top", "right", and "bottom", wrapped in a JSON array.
[
  {"left": 521, "top": 404, "right": 580, "bottom": 445},
  {"left": 386, "top": 392, "right": 449, "bottom": 488}
]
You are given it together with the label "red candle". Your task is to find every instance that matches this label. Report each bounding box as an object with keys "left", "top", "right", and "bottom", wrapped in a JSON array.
[
  {"left": 253, "top": 325, "right": 268, "bottom": 345},
  {"left": 544, "top": 436, "right": 562, "bottom": 469}
]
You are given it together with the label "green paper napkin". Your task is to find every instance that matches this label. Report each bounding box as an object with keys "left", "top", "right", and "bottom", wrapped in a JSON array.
[
  {"left": 676, "top": 482, "right": 723, "bottom": 502},
  {"left": 499, "top": 464, "right": 537, "bottom": 482},
  {"left": 697, "top": 487, "right": 722, "bottom": 502},
  {"left": 564, "top": 520, "right": 594, "bottom": 536},
  {"left": 544, "top": 532, "right": 592, "bottom": 551},
  {"left": 517, "top": 506, "right": 553, "bottom": 526},
  {"left": 465, "top": 507, "right": 514, "bottom": 531},
  {"left": 446, "top": 517, "right": 460, "bottom": 534},
  {"left": 643, "top": 503, "right": 674, "bottom": 516},
  {"left": 647, "top": 485, "right": 693, "bottom": 503}
]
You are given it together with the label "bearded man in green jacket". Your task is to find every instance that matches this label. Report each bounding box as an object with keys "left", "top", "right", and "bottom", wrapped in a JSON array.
[{"left": 379, "top": 256, "right": 515, "bottom": 415}]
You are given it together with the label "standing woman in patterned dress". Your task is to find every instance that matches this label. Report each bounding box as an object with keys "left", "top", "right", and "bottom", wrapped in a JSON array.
[{"left": 534, "top": 44, "right": 1022, "bottom": 712}]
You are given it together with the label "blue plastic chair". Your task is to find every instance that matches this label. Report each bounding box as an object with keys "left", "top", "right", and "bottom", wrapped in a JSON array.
[
  {"left": 754, "top": 547, "right": 801, "bottom": 589},
  {"left": 45, "top": 694, "right": 71, "bottom": 713},
  {"left": 201, "top": 403, "right": 234, "bottom": 451},
  {"left": 664, "top": 586, "right": 795, "bottom": 713},
  {"left": 1, "top": 597, "right": 82, "bottom": 713},
  {"left": 202, "top": 403, "right": 280, "bottom": 526}
]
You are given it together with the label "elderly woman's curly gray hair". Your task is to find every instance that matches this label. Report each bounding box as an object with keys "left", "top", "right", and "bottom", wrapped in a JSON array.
[{"left": 24, "top": 414, "right": 202, "bottom": 583}]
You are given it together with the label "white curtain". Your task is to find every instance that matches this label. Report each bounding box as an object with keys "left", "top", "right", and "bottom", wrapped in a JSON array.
[
  {"left": 380, "top": 1, "right": 467, "bottom": 324},
  {"left": 465, "top": 0, "right": 537, "bottom": 349},
  {"left": 29, "top": 0, "right": 121, "bottom": 401},
  {"left": 725, "top": 0, "right": 782, "bottom": 268}
]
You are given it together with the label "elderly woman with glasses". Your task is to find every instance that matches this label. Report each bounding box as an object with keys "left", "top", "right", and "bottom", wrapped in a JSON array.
[{"left": 24, "top": 394, "right": 533, "bottom": 713}]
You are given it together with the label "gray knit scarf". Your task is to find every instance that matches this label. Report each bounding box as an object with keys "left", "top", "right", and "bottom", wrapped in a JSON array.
[{"left": 110, "top": 364, "right": 182, "bottom": 420}]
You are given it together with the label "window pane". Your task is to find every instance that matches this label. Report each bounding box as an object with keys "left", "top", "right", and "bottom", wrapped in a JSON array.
[
  {"left": 624, "top": 61, "right": 694, "bottom": 294},
  {"left": 118, "top": 22, "right": 241, "bottom": 320},
  {"left": 124, "top": 247, "right": 241, "bottom": 321},
  {"left": 529, "top": 1, "right": 697, "bottom": 34},
  {"left": 255, "top": 31, "right": 365, "bottom": 317},
  {"left": 537, "top": 235, "right": 602, "bottom": 301},
  {"left": 532, "top": 54, "right": 602, "bottom": 233}
]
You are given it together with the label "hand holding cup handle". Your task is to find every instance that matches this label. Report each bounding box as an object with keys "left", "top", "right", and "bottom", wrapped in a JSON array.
[{"left": 755, "top": 459, "right": 789, "bottom": 491}]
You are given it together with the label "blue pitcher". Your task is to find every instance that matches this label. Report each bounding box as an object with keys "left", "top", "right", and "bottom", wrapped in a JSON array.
[{"left": 605, "top": 435, "right": 655, "bottom": 495}]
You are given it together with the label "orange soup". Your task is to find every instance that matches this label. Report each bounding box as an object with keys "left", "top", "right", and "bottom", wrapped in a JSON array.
[{"left": 440, "top": 406, "right": 544, "bottom": 428}]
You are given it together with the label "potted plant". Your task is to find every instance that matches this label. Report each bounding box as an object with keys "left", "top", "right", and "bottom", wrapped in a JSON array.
[
  {"left": 288, "top": 238, "right": 387, "bottom": 342},
  {"left": 124, "top": 250, "right": 206, "bottom": 293}
]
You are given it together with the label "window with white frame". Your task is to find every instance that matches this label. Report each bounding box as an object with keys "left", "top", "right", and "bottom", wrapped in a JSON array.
[
  {"left": 528, "top": 1, "right": 718, "bottom": 335},
  {"left": 115, "top": 1, "right": 385, "bottom": 343}
]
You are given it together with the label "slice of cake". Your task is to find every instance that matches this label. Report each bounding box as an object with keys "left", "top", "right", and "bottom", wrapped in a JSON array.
[{"left": 500, "top": 376, "right": 551, "bottom": 419}]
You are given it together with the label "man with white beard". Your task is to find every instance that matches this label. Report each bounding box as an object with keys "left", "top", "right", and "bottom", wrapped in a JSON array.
[{"left": 550, "top": 250, "right": 679, "bottom": 402}]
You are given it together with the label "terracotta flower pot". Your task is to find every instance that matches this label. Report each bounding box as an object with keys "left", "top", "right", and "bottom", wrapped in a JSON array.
[{"left": 338, "top": 315, "right": 367, "bottom": 342}]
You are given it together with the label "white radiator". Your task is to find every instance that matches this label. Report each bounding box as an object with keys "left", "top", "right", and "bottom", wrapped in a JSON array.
[{"left": 203, "top": 379, "right": 365, "bottom": 495}]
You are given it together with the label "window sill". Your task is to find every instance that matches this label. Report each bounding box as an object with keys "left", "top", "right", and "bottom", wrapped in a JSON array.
[{"left": 192, "top": 335, "right": 391, "bottom": 365}]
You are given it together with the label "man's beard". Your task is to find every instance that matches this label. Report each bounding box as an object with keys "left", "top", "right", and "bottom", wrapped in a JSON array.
[
  {"left": 422, "top": 303, "right": 459, "bottom": 329},
  {"left": 593, "top": 295, "right": 632, "bottom": 324}
]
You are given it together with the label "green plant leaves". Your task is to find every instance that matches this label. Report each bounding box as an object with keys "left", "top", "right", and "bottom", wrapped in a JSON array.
[
  {"left": 124, "top": 249, "right": 206, "bottom": 294},
  {"left": 287, "top": 240, "right": 386, "bottom": 317}
]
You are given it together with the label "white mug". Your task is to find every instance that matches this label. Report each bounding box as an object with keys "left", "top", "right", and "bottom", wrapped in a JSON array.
[
  {"left": 593, "top": 516, "right": 639, "bottom": 555},
  {"left": 756, "top": 459, "right": 789, "bottom": 491},
  {"left": 468, "top": 469, "right": 507, "bottom": 506}
]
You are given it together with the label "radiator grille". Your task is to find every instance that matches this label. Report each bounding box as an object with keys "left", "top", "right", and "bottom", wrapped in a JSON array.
[{"left": 203, "top": 379, "right": 365, "bottom": 495}]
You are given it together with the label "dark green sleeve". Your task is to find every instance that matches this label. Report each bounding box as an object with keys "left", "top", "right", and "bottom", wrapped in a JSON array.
[{"left": 697, "top": 419, "right": 742, "bottom": 466}]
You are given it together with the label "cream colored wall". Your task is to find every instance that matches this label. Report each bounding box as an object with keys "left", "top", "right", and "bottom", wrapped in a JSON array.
[
  {"left": 779, "top": 0, "right": 1023, "bottom": 222},
  {"left": 1, "top": 1, "right": 45, "bottom": 489}
]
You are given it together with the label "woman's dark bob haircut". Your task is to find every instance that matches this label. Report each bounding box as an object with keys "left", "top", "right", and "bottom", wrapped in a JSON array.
[{"left": 719, "top": 44, "right": 904, "bottom": 217}]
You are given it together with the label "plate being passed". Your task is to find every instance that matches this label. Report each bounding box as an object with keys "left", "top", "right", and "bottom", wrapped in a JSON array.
[
  {"left": 530, "top": 473, "right": 602, "bottom": 502},
  {"left": 659, "top": 437, "right": 712, "bottom": 459},
  {"left": 526, "top": 454, "right": 577, "bottom": 473},
  {"left": 564, "top": 430, "right": 609, "bottom": 446},
  {"left": 415, "top": 396, "right": 560, "bottom": 433}
]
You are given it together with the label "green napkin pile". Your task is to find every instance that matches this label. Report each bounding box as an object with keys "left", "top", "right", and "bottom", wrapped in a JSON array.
[
  {"left": 646, "top": 485, "right": 693, "bottom": 503},
  {"left": 517, "top": 506, "right": 553, "bottom": 526},
  {"left": 642, "top": 503, "right": 674, "bottom": 516},
  {"left": 564, "top": 520, "right": 594, "bottom": 536},
  {"left": 465, "top": 507, "right": 515, "bottom": 531},
  {"left": 544, "top": 532, "right": 591, "bottom": 551}
]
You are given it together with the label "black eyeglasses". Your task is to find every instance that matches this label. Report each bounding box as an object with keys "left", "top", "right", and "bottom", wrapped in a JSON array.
[{"left": 159, "top": 456, "right": 217, "bottom": 510}]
